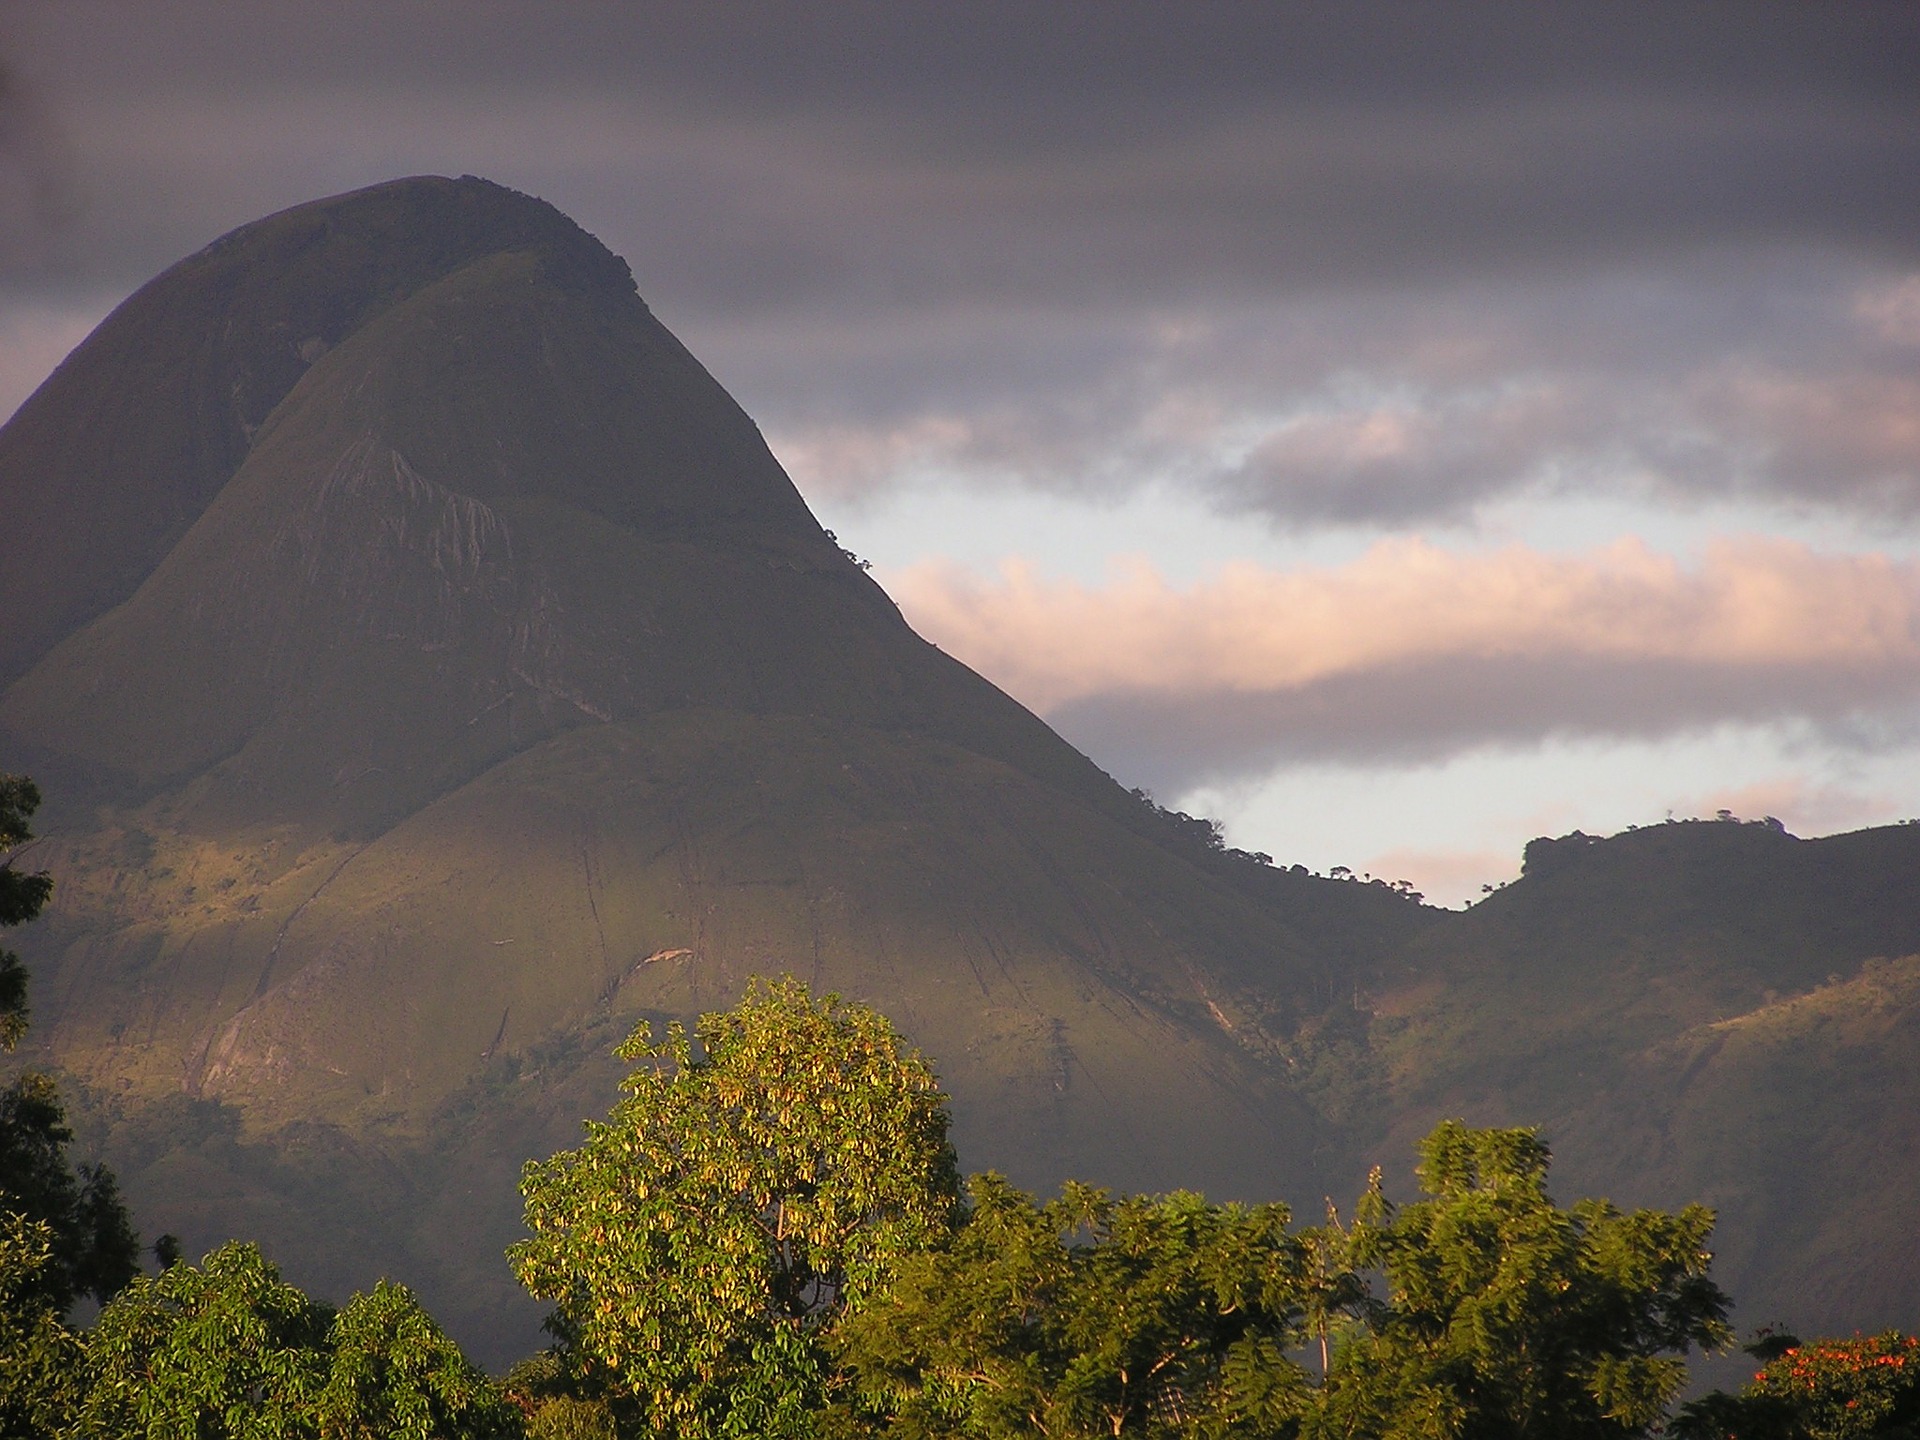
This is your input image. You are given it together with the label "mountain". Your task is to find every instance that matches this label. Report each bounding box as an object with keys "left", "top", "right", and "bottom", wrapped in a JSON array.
[
  {"left": 5, "top": 176, "right": 1915, "bottom": 1368},
  {"left": 0, "top": 176, "right": 1429, "bottom": 1361},
  {"left": 1358, "top": 818, "right": 1920, "bottom": 1346}
]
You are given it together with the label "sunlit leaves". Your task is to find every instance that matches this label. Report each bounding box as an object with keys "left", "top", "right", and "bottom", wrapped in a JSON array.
[
  {"left": 0, "top": 1211, "right": 84, "bottom": 1437},
  {"left": 319, "top": 1278, "right": 519, "bottom": 1439},
  {"left": 71, "top": 1245, "right": 512, "bottom": 1440},
  {"left": 832, "top": 1173, "right": 1317, "bottom": 1439},
  {"left": 76, "top": 1241, "right": 333, "bottom": 1439},
  {"left": 1674, "top": 1330, "right": 1920, "bottom": 1440},
  {"left": 1317, "top": 1120, "right": 1732, "bottom": 1440},
  {"left": 511, "top": 976, "right": 960, "bottom": 1439}
]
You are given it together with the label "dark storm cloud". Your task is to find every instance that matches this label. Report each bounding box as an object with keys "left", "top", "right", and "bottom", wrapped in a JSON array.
[
  {"left": 756, "top": 261, "right": 1920, "bottom": 525},
  {"left": 0, "top": 27, "right": 75, "bottom": 269},
  {"left": 4, "top": 1, "right": 1918, "bottom": 520},
  {"left": 13, "top": 0, "right": 1918, "bottom": 298}
]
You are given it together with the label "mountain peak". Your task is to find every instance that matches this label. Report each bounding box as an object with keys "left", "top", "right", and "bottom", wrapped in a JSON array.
[{"left": 0, "top": 175, "right": 659, "bottom": 686}]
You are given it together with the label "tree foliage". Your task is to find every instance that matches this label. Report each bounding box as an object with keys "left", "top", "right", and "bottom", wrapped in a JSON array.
[
  {"left": 75, "top": 1242, "right": 515, "bottom": 1439},
  {"left": 831, "top": 1172, "right": 1317, "bottom": 1439},
  {"left": 75, "top": 1240, "right": 335, "bottom": 1438},
  {"left": 0, "top": 1211, "right": 85, "bottom": 1438},
  {"left": 505, "top": 983, "right": 1741, "bottom": 1439},
  {"left": 510, "top": 977, "right": 961, "bottom": 1439},
  {"left": 0, "top": 1070, "right": 142, "bottom": 1312},
  {"left": 0, "top": 774, "right": 55, "bottom": 1052},
  {"left": 1673, "top": 1330, "right": 1920, "bottom": 1440},
  {"left": 1312, "top": 1122, "right": 1731, "bottom": 1440},
  {"left": 319, "top": 1278, "right": 521, "bottom": 1439},
  {"left": 0, "top": 771, "right": 140, "bottom": 1319}
]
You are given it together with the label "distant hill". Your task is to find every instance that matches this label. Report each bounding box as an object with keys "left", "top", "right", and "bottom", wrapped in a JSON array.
[
  {"left": 4, "top": 177, "right": 1914, "bottom": 1366},
  {"left": 1359, "top": 818, "right": 1920, "bottom": 1345},
  {"left": 0, "top": 177, "right": 1429, "bottom": 1361}
]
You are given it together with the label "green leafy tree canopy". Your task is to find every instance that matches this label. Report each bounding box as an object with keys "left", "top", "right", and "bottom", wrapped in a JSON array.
[
  {"left": 77, "top": 1242, "right": 515, "bottom": 1440},
  {"left": 0, "top": 1211, "right": 85, "bottom": 1438},
  {"left": 319, "top": 1277, "right": 520, "bottom": 1439},
  {"left": 0, "top": 771, "right": 139, "bottom": 1317},
  {"left": 1, "top": 773, "right": 55, "bottom": 1053},
  {"left": 511, "top": 976, "right": 961, "bottom": 1439},
  {"left": 76, "top": 1240, "right": 335, "bottom": 1439},
  {"left": 833, "top": 1171, "right": 1317, "bottom": 1439},
  {"left": 1316, "top": 1121, "right": 1732, "bottom": 1440}
]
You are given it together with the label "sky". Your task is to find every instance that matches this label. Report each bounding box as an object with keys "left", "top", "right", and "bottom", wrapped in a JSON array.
[{"left": 3, "top": 2, "right": 1918, "bottom": 905}]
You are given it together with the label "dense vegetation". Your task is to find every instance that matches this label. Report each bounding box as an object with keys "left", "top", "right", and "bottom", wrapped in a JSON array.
[{"left": 9, "top": 792, "right": 1910, "bottom": 1438}]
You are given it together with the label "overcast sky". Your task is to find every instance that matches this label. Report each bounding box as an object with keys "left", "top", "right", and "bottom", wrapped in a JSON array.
[{"left": 5, "top": 1, "right": 1919, "bottom": 903}]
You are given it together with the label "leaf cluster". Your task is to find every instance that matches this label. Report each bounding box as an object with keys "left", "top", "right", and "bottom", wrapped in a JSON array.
[
  {"left": 1317, "top": 1121, "right": 1732, "bottom": 1440},
  {"left": 1, "top": 772, "right": 142, "bottom": 1319},
  {"left": 509, "top": 982, "right": 1739, "bottom": 1440},
  {"left": 510, "top": 977, "right": 960, "bottom": 1439},
  {"left": 2, "top": 773, "right": 55, "bottom": 1052},
  {"left": 0, "top": 1071, "right": 141, "bottom": 1313},
  {"left": 831, "top": 1174, "right": 1316, "bottom": 1439},
  {"left": 74, "top": 1241, "right": 516, "bottom": 1439},
  {"left": 0, "top": 1212, "right": 86, "bottom": 1437},
  {"left": 1673, "top": 1330, "right": 1920, "bottom": 1440}
]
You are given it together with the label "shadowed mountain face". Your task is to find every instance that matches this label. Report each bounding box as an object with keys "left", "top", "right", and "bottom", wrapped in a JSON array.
[
  {"left": 6, "top": 176, "right": 1918, "bottom": 1367},
  {"left": 0, "top": 176, "right": 1430, "bottom": 1360},
  {"left": 1358, "top": 818, "right": 1920, "bottom": 1363}
]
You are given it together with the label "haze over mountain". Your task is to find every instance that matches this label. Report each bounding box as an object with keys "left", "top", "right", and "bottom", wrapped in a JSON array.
[{"left": 2, "top": 177, "right": 1915, "bottom": 1365}]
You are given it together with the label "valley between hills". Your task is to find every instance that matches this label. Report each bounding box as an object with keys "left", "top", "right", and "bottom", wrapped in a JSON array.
[{"left": 3, "top": 176, "right": 1918, "bottom": 1376}]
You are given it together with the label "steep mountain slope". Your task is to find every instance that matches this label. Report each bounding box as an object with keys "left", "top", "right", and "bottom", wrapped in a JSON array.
[{"left": 0, "top": 177, "right": 1429, "bottom": 1359}]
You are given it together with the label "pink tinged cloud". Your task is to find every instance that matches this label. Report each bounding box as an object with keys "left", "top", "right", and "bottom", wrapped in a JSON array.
[
  {"left": 890, "top": 536, "right": 1920, "bottom": 710},
  {"left": 1681, "top": 777, "right": 1904, "bottom": 835},
  {"left": 1854, "top": 274, "right": 1920, "bottom": 348},
  {"left": 884, "top": 537, "right": 1920, "bottom": 784},
  {"left": 1357, "top": 847, "right": 1518, "bottom": 907}
]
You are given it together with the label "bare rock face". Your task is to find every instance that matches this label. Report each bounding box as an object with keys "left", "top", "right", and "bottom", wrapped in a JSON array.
[{"left": 2, "top": 177, "right": 1425, "bottom": 1361}]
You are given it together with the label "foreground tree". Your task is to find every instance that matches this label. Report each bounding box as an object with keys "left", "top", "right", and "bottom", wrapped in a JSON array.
[
  {"left": 76, "top": 1241, "right": 334, "bottom": 1438},
  {"left": 511, "top": 977, "right": 961, "bottom": 1439},
  {"left": 1, "top": 773, "right": 140, "bottom": 1436},
  {"left": 0, "top": 773, "right": 140, "bottom": 1314},
  {"left": 319, "top": 1278, "right": 520, "bottom": 1439},
  {"left": 0, "top": 1212, "right": 85, "bottom": 1437},
  {"left": 1312, "top": 1122, "right": 1732, "bottom": 1440},
  {"left": 831, "top": 1172, "right": 1318, "bottom": 1438},
  {"left": 77, "top": 1242, "right": 515, "bottom": 1439},
  {"left": 0, "top": 774, "right": 53, "bottom": 1051},
  {"left": 1671, "top": 1330, "right": 1920, "bottom": 1440}
]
